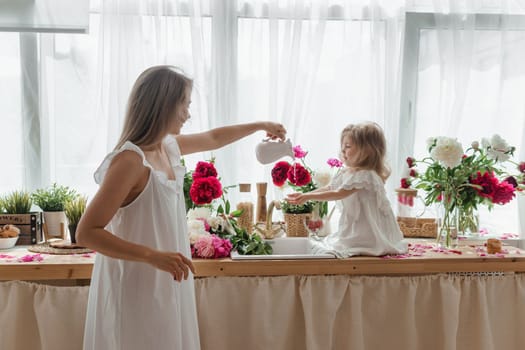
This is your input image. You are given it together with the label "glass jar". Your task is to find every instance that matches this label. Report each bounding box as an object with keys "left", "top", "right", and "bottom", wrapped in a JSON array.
[{"left": 236, "top": 183, "right": 254, "bottom": 233}]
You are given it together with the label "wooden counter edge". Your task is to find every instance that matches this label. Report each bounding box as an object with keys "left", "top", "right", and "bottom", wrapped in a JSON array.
[
  {"left": 2, "top": 257, "right": 525, "bottom": 280},
  {"left": 0, "top": 264, "right": 93, "bottom": 281},
  {"left": 193, "top": 257, "right": 525, "bottom": 277}
]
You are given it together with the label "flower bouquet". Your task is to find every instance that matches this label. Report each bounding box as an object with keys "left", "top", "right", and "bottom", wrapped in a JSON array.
[
  {"left": 184, "top": 159, "right": 272, "bottom": 257},
  {"left": 401, "top": 134, "right": 524, "bottom": 246}
]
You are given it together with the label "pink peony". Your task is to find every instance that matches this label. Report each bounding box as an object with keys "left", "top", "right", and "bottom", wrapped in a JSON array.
[
  {"left": 192, "top": 234, "right": 232, "bottom": 259},
  {"left": 292, "top": 145, "right": 308, "bottom": 159},
  {"left": 193, "top": 236, "right": 215, "bottom": 258},
  {"left": 211, "top": 235, "right": 233, "bottom": 258},
  {"left": 327, "top": 158, "right": 343, "bottom": 168}
]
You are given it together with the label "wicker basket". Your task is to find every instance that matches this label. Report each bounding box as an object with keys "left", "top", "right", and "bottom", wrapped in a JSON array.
[
  {"left": 397, "top": 216, "right": 437, "bottom": 238},
  {"left": 284, "top": 213, "right": 311, "bottom": 237}
]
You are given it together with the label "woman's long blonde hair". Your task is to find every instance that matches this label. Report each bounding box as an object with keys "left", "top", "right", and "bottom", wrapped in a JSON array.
[
  {"left": 341, "top": 122, "right": 391, "bottom": 181},
  {"left": 115, "top": 65, "right": 192, "bottom": 150}
]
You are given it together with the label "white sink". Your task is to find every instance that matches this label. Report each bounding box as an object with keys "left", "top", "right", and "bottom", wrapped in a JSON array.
[{"left": 230, "top": 237, "right": 335, "bottom": 260}]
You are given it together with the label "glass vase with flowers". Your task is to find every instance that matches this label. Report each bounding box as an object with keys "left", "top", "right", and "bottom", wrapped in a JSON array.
[{"left": 401, "top": 135, "right": 524, "bottom": 247}]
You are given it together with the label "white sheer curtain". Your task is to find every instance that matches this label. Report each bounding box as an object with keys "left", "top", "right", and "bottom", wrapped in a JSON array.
[
  {"left": 3, "top": 0, "right": 525, "bottom": 234},
  {"left": 234, "top": 0, "right": 405, "bottom": 207},
  {"left": 36, "top": 0, "right": 212, "bottom": 197},
  {"left": 35, "top": 0, "right": 407, "bottom": 208}
]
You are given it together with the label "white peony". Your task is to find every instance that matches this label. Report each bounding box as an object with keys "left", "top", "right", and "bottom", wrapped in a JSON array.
[
  {"left": 187, "top": 207, "right": 212, "bottom": 221},
  {"left": 207, "top": 216, "right": 224, "bottom": 231},
  {"left": 188, "top": 230, "right": 209, "bottom": 245},
  {"left": 471, "top": 141, "right": 479, "bottom": 150},
  {"left": 187, "top": 219, "right": 206, "bottom": 232},
  {"left": 313, "top": 170, "right": 331, "bottom": 188},
  {"left": 486, "top": 134, "right": 512, "bottom": 162},
  {"left": 430, "top": 136, "right": 463, "bottom": 168},
  {"left": 187, "top": 219, "right": 209, "bottom": 244}
]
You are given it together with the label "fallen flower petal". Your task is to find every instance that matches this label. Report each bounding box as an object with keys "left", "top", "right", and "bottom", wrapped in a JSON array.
[{"left": 17, "top": 254, "right": 44, "bottom": 263}]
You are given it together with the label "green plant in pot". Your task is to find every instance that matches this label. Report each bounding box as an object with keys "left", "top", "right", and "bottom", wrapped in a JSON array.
[
  {"left": 2, "top": 190, "right": 32, "bottom": 214},
  {"left": 0, "top": 190, "right": 45, "bottom": 245},
  {"left": 65, "top": 195, "right": 87, "bottom": 243},
  {"left": 32, "top": 183, "right": 77, "bottom": 240}
]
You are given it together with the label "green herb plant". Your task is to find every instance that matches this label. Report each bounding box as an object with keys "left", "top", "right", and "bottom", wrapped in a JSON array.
[{"left": 32, "top": 183, "right": 77, "bottom": 212}]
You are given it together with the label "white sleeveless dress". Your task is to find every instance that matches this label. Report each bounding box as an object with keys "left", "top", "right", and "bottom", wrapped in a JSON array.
[
  {"left": 313, "top": 168, "right": 408, "bottom": 258},
  {"left": 83, "top": 136, "right": 200, "bottom": 350}
]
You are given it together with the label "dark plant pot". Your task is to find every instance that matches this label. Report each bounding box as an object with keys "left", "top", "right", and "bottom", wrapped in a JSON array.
[{"left": 68, "top": 224, "right": 77, "bottom": 243}]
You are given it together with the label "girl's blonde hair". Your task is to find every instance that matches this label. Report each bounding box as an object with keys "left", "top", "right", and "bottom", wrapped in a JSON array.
[
  {"left": 115, "top": 65, "right": 193, "bottom": 150},
  {"left": 340, "top": 122, "right": 391, "bottom": 181}
]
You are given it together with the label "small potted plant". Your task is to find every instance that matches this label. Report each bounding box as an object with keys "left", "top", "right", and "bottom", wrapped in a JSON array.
[
  {"left": 0, "top": 190, "right": 43, "bottom": 245},
  {"left": 64, "top": 195, "right": 87, "bottom": 243},
  {"left": 280, "top": 201, "right": 315, "bottom": 237},
  {"left": 32, "top": 183, "right": 77, "bottom": 240},
  {"left": 2, "top": 190, "right": 32, "bottom": 214}
]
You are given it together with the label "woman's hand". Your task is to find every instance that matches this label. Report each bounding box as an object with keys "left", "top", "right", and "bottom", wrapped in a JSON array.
[
  {"left": 286, "top": 192, "right": 307, "bottom": 205},
  {"left": 264, "top": 122, "right": 287, "bottom": 141},
  {"left": 148, "top": 250, "right": 196, "bottom": 282}
]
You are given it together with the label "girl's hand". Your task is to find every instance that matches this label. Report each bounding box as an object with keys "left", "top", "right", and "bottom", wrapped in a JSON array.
[
  {"left": 264, "top": 122, "right": 287, "bottom": 141},
  {"left": 148, "top": 250, "right": 196, "bottom": 282},
  {"left": 286, "top": 192, "right": 306, "bottom": 205}
]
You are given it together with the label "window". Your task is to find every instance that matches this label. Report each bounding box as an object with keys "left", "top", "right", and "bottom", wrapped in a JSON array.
[{"left": 400, "top": 12, "right": 525, "bottom": 234}]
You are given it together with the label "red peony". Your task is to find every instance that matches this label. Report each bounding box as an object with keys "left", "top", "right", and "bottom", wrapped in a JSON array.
[
  {"left": 287, "top": 163, "right": 311, "bottom": 187},
  {"left": 519, "top": 162, "right": 525, "bottom": 173},
  {"left": 492, "top": 181, "right": 516, "bottom": 205},
  {"left": 470, "top": 171, "right": 499, "bottom": 199},
  {"left": 409, "top": 169, "right": 418, "bottom": 177},
  {"left": 192, "top": 161, "right": 218, "bottom": 179},
  {"left": 271, "top": 161, "right": 291, "bottom": 186},
  {"left": 504, "top": 176, "right": 518, "bottom": 189},
  {"left": 189, "top": 177, "right": 223, "bottom": 205},
  {"left": 406, "top": 157, "right": 415, "bottom": 168},
  {"left": 400, "top": 178, "right": 411, "bottom": 189}
]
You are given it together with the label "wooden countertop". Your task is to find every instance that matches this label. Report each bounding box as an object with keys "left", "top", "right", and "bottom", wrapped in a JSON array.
[
  {"left": 1, "top": 239, "right": 524, "bottom": 281},
  {"left": 0, "top": 240, "right": 525, "bottom": 281}
]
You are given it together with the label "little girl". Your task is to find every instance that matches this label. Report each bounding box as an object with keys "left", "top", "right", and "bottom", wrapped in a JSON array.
[{"left": 286, "top": 122, "right": 407, "bottom": 257}]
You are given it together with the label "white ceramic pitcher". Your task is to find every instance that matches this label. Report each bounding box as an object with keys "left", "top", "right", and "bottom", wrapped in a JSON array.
[{"left": 255, "top": 138, "right": 294, "bottom": 164}]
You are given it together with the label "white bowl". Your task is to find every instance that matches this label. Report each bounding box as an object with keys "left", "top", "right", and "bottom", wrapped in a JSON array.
[{"left": 0, "top": 236, "right": 19, "bottom": 249}]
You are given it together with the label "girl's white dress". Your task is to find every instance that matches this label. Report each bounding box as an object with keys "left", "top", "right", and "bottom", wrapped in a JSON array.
[
  {"left": 313, "top": 168, "right": 408, "bottom": 258},
  {"left": 83, "top": 136, "right": 200, "bottom": 350}
]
